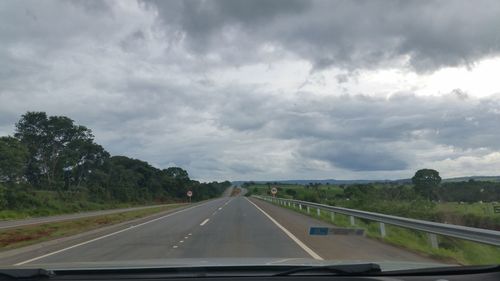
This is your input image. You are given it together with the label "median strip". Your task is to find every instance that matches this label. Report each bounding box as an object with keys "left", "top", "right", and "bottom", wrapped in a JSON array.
[{"left": 0, "top": 205, "right": 185, "bottom": 255}]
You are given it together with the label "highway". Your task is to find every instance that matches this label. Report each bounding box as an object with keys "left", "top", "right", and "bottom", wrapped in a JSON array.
[{"left": 0, "top": 193, "right": 440, "bottom": 267}]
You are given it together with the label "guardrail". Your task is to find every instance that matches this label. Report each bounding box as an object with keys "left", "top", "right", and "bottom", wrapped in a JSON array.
[{"left": 253, "top": 195, "right": 500, "bottom": 247}]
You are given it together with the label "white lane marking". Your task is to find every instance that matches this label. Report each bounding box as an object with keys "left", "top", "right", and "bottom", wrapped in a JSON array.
[
  {"left": 188, "top": 233, "right": 192, "bottom": 236},
  {"left": 14, "top": 202, "right": 213, "bottom": 266},
  {"left": 246, "top": 198, "right": 323, "bottom": 260},
  {"left": 200, "top": 218, "right": 210, "bottom": 226},
  {"left": 266, "top": 258, "right": 301, "bottom": 265},
  {"left": 179, "top": 240, "right": 184, "bottom": 243},
  {"left": 218, "top": 207, "right": 222, "bottom": 210},
  {"left": 172, "top": 245, "right": 178, "bottom": 248},
  {"left": 184, "top": 236, "right": 188, "bottom": 239}
]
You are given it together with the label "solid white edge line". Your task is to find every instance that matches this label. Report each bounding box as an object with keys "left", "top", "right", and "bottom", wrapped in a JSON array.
[
  {"left": 246, "top": 198, "right": 324, "bottom": 261},
  {"left": 200, "top": 218, "right": 210, "bottom": 226},
  {"left": 14, "top": 201, "right": 212, "bottom": 266}
]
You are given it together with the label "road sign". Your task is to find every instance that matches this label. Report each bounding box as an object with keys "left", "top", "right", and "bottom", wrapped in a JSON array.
[
  {"left": 271, "top": 187, "right": 277, "bottom": 196},
  {"left": 187, "top": 190, "right": 193, "bottom": 197}
]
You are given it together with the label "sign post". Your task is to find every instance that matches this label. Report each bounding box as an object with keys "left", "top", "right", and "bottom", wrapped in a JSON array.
[
  {"left": 187, "top": 190, "right": 193, "bottom": 203},
  {"left": 271, "top": 187, "right": 277, "bottom": 197}
]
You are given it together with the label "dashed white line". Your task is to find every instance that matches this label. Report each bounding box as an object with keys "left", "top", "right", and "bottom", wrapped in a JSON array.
[
  {"left": 172, "top": 245, "right": 178, "bottom": 248},
  {"left": 218, "top": 207, "right": 222, "bottom": 210},
  {"left": 184, "top": 236, "right": 188, "bottom": 239},
  {"left": 188, "top": 233, "right": 192, "bottom": 236},
  {"left": 246, "top": 198, "right": 323, "bottom": 260},
  {"left": 14, "top": 202, "right": 209, "bottom": 266},
  {"left": 200, "top": 218, "right": 210, "bottom": 226},
  {"left": 179, "top": 240, "right": 184, "bottom": 243}
]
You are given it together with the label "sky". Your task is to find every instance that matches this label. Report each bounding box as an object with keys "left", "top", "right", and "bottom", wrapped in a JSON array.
[{"left": 1, "top": 0, "right": 500, "bottom": 182}]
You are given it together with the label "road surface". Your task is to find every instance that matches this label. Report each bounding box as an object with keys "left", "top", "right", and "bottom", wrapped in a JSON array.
[{"left": 1, "top": 195, "right": 437, "bottom": 266}]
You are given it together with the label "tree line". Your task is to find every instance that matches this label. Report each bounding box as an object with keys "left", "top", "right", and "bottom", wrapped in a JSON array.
[
  {"left": 0, "top": 112, "right": 230, "bottom": 212},
  {"left": 244, "top": 169, "right": 500, "bottom": 229}
]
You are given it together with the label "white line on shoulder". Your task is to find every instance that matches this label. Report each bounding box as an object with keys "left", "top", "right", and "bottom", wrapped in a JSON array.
[{"left": 245, "top": 198, "right": 323, "bottom": 260}]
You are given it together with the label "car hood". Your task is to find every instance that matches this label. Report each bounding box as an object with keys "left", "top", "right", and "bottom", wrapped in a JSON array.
[{"left": 12, "top": 257, "right": 454, "bottom": 272}]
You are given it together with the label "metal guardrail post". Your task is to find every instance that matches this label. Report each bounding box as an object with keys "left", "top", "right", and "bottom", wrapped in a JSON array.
[
  {"left": 428, "top": 233, "right": 439, "bottom": 249},
  {"left": 317, "top": 208, "right": 321, "bottom": 216},
  {"left": 331, "top": 212, "right": 335, "bottom": 222},
  {"left": 253, "top": 195, "right": 500, "bottom": 246},
  {"left": 379, "top": 222, "right": 386, "bottom": 238}
]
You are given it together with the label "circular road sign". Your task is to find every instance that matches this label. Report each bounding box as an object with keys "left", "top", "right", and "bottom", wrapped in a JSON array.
[
  {"left": 271, "top": 187, "right": 278, "bottom": 195},
  {"left": 187, "top": 190, "right": 193, "bottom": 197}
]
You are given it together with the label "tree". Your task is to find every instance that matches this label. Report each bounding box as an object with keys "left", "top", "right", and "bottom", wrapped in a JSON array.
[
  {"left": 15, "top": 112, "right": 94, "bottom": 188},
  {"left": 63, "top": 140, "right": 109, "bottom": 188},
  {"left": 14, "top": 112, "right": 49, "bottom": 185},
  {"left": 0, "top": 136, "right": 29, "bottom": 182},
  {"left": 164, "top": 167, "right": 189, "bottom": 181},
  {"left": 412, "top": 169, "right": 441, "bottom": 199},
  {"left": 163, "top": 167, "right": 190, "bottom": 197}
]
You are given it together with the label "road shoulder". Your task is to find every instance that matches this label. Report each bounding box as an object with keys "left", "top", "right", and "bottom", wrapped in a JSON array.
[{"left": 249, "top": 197, "right": 439, "bottom": 263}]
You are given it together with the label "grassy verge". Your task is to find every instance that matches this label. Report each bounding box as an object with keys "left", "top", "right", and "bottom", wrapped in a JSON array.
[
  {"left": 0, "top": 204, "right": 184, "bottom": 252},
  {"left": 0, "top": 202, "right": 143, "bottom": 221},
  {"left": 268, "top": 199, "right": 500, "bottom": 265},
  {"left": 0, "top": 190, "right": 184, "bottom": 221}
]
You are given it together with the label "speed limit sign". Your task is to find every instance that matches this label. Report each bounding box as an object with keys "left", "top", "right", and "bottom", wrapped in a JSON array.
[
  {"left": 271, "top": 187, "right": 278, "bottom": 196},
  {"left": 187, "top": 190, "right": 193, "bottom": 197}
]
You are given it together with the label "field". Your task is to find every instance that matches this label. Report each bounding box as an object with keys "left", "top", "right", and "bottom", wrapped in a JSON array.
[{"left": 437, "top": 202, "right": 498, "bottom": 217}]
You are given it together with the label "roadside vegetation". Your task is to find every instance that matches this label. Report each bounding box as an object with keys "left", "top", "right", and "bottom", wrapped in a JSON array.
[
  {"left": 0, "top": 112, "right": 230, "bottom": 220},
  {"left": 0, "top": 204, "right": 183, "bottom": 251},
  {"left": 244, "top": 178, "right": 500, "bottom": 230},
  {"left": 243, "top": 170, "right": 500, "bottom": 265}
]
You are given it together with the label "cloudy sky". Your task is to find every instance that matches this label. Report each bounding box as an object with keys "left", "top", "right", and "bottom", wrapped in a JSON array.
[{"left": 1, "top": 0, "right": 500, "bottom": 181}]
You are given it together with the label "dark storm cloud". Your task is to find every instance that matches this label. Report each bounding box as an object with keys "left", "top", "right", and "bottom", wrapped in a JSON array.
[
  {"left": 150, "top": 0, "right": 500, "bottom": 71},
  {"left": 213, "top": 91, "right": 500, "bottom": 172},
  {"left": 2, "top": 0, "right": 500, "bottom": 180},
  {"left": 299, "top": 141, "right": 409, "bottom": 171}
]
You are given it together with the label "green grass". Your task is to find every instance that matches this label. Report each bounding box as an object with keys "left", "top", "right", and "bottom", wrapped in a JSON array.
[
  {"left": 271, "top": 199, "right": 500, "bottom": 265},
  {"left": 0, "top": 204, "right": 184, "bottom": 251},
  {"left": 437, "top": 202, "right": 498, "bottom": 217},
  {"left": 0, "top": 190, "right": 178, "bottom": 221}
]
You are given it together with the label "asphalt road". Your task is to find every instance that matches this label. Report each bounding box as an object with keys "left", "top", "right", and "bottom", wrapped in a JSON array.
[{"left": 5, "top": 195, "right": 438, "bottom": 266}]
